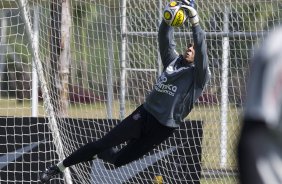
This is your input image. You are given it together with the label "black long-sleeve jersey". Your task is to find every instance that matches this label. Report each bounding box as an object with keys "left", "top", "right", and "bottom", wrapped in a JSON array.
[{"left": 143, "top": 21, "right": 210, "bottom": 128}]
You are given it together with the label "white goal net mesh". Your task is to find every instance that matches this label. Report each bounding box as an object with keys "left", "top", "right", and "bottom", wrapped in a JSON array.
[{"left": 0, "top": 0, "right": 282, "bottom": 183}]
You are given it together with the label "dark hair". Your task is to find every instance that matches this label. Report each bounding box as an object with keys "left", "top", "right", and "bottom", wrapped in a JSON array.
[{"left": 187, "top": 43, "right": 195, "bottom": 49}]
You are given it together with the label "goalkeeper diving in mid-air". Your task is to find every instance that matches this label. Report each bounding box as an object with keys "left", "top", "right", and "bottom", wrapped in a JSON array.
[{"left": 40, "top": 0, "right": 210, "bottom": 183}]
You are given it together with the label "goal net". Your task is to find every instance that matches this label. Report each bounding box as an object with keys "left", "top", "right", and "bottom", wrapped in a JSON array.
[{"left": 1, "top": 0, "right": 282, "bottom": 183}]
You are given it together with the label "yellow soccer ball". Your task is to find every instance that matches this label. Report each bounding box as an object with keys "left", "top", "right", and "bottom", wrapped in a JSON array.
[{"left": 163, "top": 1, "right": 187, "bottom": 27}]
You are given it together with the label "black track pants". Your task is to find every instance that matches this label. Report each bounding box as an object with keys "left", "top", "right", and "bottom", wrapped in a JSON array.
[{"left": 63, "top": 105, "right": 175, "bottom": 168}]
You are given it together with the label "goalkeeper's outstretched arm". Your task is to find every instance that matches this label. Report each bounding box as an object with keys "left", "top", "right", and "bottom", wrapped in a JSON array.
[
  {"left": 181, "top": 3, "right": 210, "bottom": 89},
  {"left": 158, "top": 20, "right": 179, "bottom": 69}
]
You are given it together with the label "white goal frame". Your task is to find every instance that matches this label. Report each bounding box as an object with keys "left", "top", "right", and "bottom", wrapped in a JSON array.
[{"left": 18, "top": 0, "right": 73, "bottom": 183}]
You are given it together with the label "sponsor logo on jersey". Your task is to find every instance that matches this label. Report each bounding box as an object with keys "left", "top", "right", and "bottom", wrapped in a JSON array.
[{"left": 154, "top": 74, "right": 177, "bottom": 96}]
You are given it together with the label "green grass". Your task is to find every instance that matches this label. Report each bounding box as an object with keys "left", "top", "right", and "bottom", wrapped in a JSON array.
[
  {"left": 201, "top": 177, "right": 238, "bottom": 184},
  {"left": 0, "top": 98, "right": 45, "bottom": 116},
  {"left": 0, "top": 98, "right": 241, "bottom": 183}
]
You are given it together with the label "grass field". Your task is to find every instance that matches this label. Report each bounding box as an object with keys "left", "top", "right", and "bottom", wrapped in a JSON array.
[{"left": 0, "top": 98, "right": 241, "bottom": 183}]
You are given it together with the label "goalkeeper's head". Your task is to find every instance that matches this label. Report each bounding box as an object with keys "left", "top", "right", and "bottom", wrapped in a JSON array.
[{"left": 183, "top": 43, "right": 195, "bottom": 63}]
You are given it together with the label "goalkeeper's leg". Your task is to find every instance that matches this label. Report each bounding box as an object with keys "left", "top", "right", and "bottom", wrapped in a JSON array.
[
  {"left": 103, "top": 117, "right": 175, "bottom": 168},
  {"left": 40, "top": 105, "right": 145, "bottom": 183}
]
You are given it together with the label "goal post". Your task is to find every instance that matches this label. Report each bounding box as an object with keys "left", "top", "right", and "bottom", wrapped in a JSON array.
[
  {"left": 18, "top": 0, "right": 73, "bottom": 183},
  {"left": 1, "top": 0, "right": 282, "bottom": 183}
]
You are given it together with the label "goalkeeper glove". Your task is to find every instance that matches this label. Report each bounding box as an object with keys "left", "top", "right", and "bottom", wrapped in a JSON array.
[
  {"left": 181, "top": 4, "right": 199, "bottom": 26},
  {"left": 181, "top": 0, "right": 195, "bottom": 7}
]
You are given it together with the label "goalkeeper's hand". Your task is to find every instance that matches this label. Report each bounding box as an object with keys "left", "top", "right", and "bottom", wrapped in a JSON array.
[{"left": 181, "top": 4, "right": 199, "bottom": 27}]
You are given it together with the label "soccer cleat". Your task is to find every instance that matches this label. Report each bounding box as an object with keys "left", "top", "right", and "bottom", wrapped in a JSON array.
[{"left": 40, "top": 165, "right": 62, "bottom": 183}]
